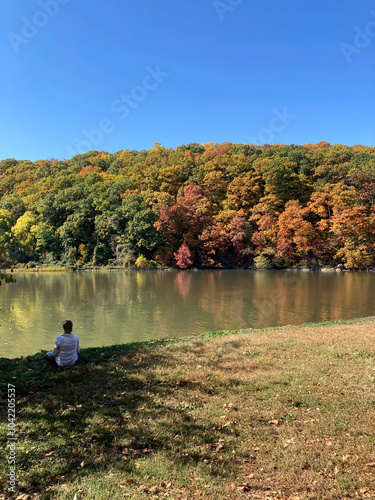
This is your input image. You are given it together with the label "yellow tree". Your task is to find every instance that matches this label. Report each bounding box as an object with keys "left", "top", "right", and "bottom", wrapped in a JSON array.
[
  {"left": 277, "top": 200, "right": 316, "bottom": 255},
  {"left": 250, "top": 195, "right": 283, "bottom": 254},
  {"left": 330, "top": 205, "right": 375, "bottom": 269},
  {"left": 225, "top": 172, "right": 263, "bottom": 215}
]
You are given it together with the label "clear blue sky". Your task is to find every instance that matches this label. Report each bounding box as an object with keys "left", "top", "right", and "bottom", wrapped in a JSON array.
[{"left": 1, "top": 0, "right": 374, "bottom": 161}]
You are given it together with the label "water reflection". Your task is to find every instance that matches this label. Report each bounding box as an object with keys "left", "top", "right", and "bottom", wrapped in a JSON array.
[
  {"left": 1, "top": 270, "right": 375, "bottom": 358},
  {"left": 174, "top": 271, "right": 192, "bottom": 301}
]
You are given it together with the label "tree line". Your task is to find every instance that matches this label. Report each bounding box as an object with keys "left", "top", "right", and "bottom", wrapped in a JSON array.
[{"left": 0, "top": 141, "right": 375, "bottom": 270}]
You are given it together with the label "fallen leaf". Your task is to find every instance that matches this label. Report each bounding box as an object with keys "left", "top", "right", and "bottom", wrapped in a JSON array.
[
  {"left": 44, "top": 451, "right": 56, "bottom": 457},
  {"left": 268, "top": 419, "right": 280, "bottom": 425},
  {"left": 222, "top": 420, "right": 236, "bottom": 428}
]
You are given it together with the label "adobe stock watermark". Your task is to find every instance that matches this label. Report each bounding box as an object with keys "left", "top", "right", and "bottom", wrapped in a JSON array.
[
  {"left": 8, "top": 0, "right": 71, "bottom": 54},
  {"left": 65, "top": 65, "right": 170, "bottom": 158},
  {"left": 247, "top": 107, "right": 296, "bottom": 146},
  {"left": 213, "top": 0, "right": 244, "bottom": 21},
  {"left": 340, "top": 11, "right": 375, "bottom": 63},
  {"left": 6, "top": 384, "right": 17, "bottom": 494}
]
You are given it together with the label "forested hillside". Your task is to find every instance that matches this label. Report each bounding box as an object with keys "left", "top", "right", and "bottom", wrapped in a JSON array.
[{"left": 1, "top": 141, "right": 375, "bottom": 270}]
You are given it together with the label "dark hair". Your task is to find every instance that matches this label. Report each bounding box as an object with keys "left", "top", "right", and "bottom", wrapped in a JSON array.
[{"left": 63, "top": 320, "right": 73, "bottom": 333}]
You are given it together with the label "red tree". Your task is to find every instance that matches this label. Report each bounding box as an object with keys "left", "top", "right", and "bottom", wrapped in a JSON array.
[{"left": 174, "top": 242, "right": 193, "bottom": 269}]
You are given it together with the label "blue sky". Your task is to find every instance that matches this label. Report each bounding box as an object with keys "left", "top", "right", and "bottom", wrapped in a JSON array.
[{"left": 1, "top": 0, "right": 374, "bottom": 161}]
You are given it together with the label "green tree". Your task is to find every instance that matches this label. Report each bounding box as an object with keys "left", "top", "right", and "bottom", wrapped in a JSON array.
[
  {"left": 30, "top": 222, "right": 56, "bottom": 259},
  {"left": 0, "top": 209, "right": 15, "bottom": 284},
  {"left": 119, "top": 194, "right": 163, "bottom": 258},
  {"left": 57, "top": 213, "right": 95, "bottom": 255}
]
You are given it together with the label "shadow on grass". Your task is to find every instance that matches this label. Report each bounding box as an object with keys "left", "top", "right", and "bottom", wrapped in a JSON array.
[{"left": 0, "top": 342, "right": 236, "bottom": 497}]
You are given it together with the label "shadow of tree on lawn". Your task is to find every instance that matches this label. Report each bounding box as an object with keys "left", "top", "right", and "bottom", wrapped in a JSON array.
[{"left": 0, "top": 343, "right": 237, "bottom": 497}]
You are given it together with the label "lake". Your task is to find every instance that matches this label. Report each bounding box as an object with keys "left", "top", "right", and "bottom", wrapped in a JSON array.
[{"left": 1, "top": 269, "right": 375, "bottom": 358}]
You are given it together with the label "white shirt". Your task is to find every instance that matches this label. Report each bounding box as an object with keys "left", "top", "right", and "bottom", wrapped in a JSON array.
[{"left": 47, "top": 333, "right": 80, "bottom": 367}]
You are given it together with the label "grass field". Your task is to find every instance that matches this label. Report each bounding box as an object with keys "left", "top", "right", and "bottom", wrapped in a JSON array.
[{"left": 1, "top": 318, "right": 375, "bottom": 499}]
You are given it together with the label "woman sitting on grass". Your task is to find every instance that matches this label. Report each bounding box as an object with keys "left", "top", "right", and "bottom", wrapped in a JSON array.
[{"left": 46, "top": 320, "right": 80, "bottom": 367}]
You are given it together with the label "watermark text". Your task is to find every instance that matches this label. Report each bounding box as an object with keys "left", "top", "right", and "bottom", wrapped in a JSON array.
[
  {"left": 6, "top": 384, "right": 17, "bottom": 494},
  {"left": 65, "top": 65, "right": 170, "bottom": 157},
  {"left": 213, "top": 0, "right": 244, "bottom": 21},
  {"left": 340, "top": 11, "right": 375, "bottom": 63},
  {"left": 8, "top": 0, "right": 71, "bottom": 54},
  {"left": 247, "top": 107, "right": 296, "bottom": 146}
]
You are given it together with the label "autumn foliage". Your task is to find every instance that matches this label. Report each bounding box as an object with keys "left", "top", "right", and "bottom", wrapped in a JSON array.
[
  {"left": 1, "top": 142, "right": 375, "bottom": 269},
  {"left": 174, "top": 242, "right": 193, "bottom": 269}
]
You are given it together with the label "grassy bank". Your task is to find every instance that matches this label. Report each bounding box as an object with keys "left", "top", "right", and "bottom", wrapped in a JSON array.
[{"left": 1, "top": 318, "right": 375, "bottom": 499}]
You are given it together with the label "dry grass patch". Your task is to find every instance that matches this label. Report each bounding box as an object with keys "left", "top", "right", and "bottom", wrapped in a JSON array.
[{"left": 1, "top": 318, "right": 375, "bottom": 499}]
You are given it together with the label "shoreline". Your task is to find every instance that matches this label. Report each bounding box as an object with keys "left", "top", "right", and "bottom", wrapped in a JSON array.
[
  {"left": 8, "top": 264, "right": 375, "bottom": 274},
  {"left": 2, "top": 315, "right": 375, "bottom": 363}
]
